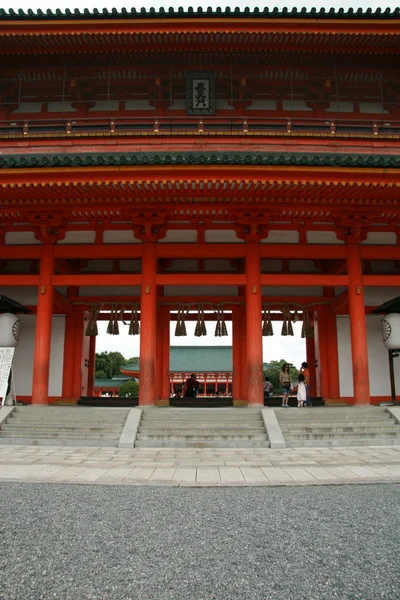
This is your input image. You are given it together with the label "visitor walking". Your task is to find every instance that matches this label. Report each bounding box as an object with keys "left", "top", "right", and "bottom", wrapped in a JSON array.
[
  {"left": 279, "top": 364, "right": 291, "bottom": 407},
  {"left": 300, "top": 361, "right": 312, "bottom": 406},
  {"left": 297, "top": 374, "right": 307, "bottom": 408}
]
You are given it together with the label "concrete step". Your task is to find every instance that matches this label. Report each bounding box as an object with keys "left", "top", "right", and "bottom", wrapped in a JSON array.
[
  {"left": 135, "top": 440, "right": 270, "bottom": 448},
  {"left": 280, "top": 424, "right": 399, "bottom": 434},
  {"left": 138, "top": 426, "right": 266, "bottom": 434},
  {"left": 1, "top": 424, "right": 122, "bottom": 433},
  {"left": 0, "top": 430, "right": 120, "bottom": 440},
  {"left": 279, "top": 419, "right": 393, "bottom": 428},
  {"left": 142, "top": 416, "right": 263, "bottom": 423},
  {"left": 0, "top": 437, "right": 118, "bottom": 447},
  {"left": 286, "top": 437, "right": 400, "bottom": 448},
  {"left": 277, "top": 413, "right": 389, "bottom": 421},
  {"left": 136, "top": 433, "right": 268, "bottom": 441},
  {"left": 282, "top": 430, "right": 400, "bottom": 440}
]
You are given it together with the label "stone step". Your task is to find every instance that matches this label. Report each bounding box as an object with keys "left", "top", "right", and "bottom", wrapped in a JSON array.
[
  {"left": 136, "top": 433, "right": 268, "bottom": 441},
  {"left": 279, "top": 419, "right": 393, "bottom": 427},
  {"left": 282, "top": 430, "right": 400, "bottom": 440},
  {"left": 142, "top": 415, "right": 263, "bottom": 422},
  {"left": 280, "top": 424, "right": 399, "bottom": 434},
  {"left": 0, "top": 437, "right": 118, "bottom": 447},
  {"left": 1, "top": 423, "right": 122, "bottom": 433},
  {"left": 0, "top": 430, "right": 120, "bottom": 440},
  {"left": 138, "top": 426, "right": 266, "bottom": 434},
  {"left": 285, "top": 437, "right": 400, "bottom": 448},
  {"left": 277, "top": 412, "right": 388, "bottom": 421},
  {"left": 135, "top": 440, "right": 270, "bottom": 448}
]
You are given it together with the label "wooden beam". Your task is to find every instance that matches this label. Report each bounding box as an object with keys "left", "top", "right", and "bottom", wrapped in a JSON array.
[
  {"left": 0, "top": 274, "right": 40, "bottom": 286},
  {"left": 53, "top": 274, "right": 141, "bottom": 287},
  {"left": 156, "top": 274, "right": 246, "bottom": 286},
  {"left": 329, "top": 290, "right": 349, "bottom": 314},
  {"left": 261, "top": 274, "right": 348, "bottom": 287},
  {"left": 363, "top": 275, "right": 400, "bottom": 287},
  {"left": 260, "top": 245, "right": 347, "bottom": 260},
  {"left": 0, "top": 246, "right": 42, "bottom": 260},
  {"left": 156, "top": 244, "right": 245, "bottom": 258}
]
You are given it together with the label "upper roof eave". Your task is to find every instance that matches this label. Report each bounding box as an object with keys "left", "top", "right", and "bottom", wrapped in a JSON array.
[{"left": 1, "top": 6, "right": 399, "bottom": 22}]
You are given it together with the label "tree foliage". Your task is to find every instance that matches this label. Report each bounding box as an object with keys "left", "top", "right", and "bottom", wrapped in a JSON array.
[
  {"left": 118, "top": 380, "right": 139, "bottom": 397},
  {"left": 264, "top": 359, "right": 300, "bottom": 393},
  {"left": 95, "top": 351, "right": 128, "bottom": 379}
]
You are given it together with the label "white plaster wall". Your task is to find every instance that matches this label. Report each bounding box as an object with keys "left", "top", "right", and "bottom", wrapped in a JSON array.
[
  {"left": 79, "top": 286, "right": 141, "bottom": 296},
  {"left": 307, "top": 231, "right": 344, "bottom": 244},
  {"left": 261, "top": 231, "right": 299, "bottom": 244},
  {"left": 103, "top": 231, "right": 140, "bottom": 244},
  {"left": 361, "top": 232, "right": 396, "bottom": 245},
  {"left": 5, "top": 232, "right": 41, "bottom": 245},
  {"left": 13, "top": 315, "right": 65, "bottom": 397},
  {"left": 159, "top": 230, "right": 197, "bottom": 243},
  {"left": 58, "top": 231, "right": 96, "bottom": 244},
  {"left": 0, "top": 287, "right": 39, "bottom": 306},
  {"left": 364, "top": 287, "right": 400, "bottom": 306},
  {"left": 337, "top": 315, "right": 400, "bottom": 398},
  {"left": 205, "top": 230, "right": 244, "bottom": 243}
]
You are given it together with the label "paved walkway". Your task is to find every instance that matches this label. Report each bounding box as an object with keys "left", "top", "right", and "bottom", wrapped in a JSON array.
[{"left": 1, "top": 444, "right": 400, "bottom": 486}]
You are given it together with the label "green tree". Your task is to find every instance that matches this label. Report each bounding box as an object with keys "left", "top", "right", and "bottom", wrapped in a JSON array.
[
  {"left": 95, "top": 369, "right": 108, "bottom": 380},
  {"left": 118, "top": 380, "right": 139, "bottom": 397}
]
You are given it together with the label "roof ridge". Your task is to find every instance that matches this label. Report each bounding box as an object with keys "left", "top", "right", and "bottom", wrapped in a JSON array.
[{"left": 0, "top": 6, "right": 399, "bottom": 21}]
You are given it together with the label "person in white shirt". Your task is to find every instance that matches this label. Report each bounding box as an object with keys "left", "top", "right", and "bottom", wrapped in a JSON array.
[{"left": 297, "top": 374, "right": 307, "bottom": 408}]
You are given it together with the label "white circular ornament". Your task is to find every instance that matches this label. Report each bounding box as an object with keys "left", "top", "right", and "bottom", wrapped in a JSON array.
[
  {"left": 381, "top": 313, "right": 400, "bottom": 349},
  {"left": 0, "top": 313, "right": 20, "bottom": 348}
]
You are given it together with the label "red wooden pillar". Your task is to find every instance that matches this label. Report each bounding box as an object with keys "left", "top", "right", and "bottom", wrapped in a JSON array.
[
  {"left": 139, "top": 242, "right": 157, "bottom": 406},
  {"left": 346, "top": 243, "right": 370, "bottom": 405},
  {"left": 245, "top": 243, "right": 263, "bottom": 406},
  {"left": 156, "top": 307, "right": 163, "bottom": 399},
  {"left": 316, "top": 309, "right": 329, "bottom": 400},
  {"left": 161, "top": 307, "right": 170, "bottom": 401},
  {"left": 305, "top": 336, "right": 317, "bottom": 397},
  {"left": 239, "top": 303, "right": 247, "bottom": 402},
  {"left": 73, "top": 309, "right": 85, "bottom": 399},
  {"left": 32, "top": 245, "right": 55, "bottom": 405},
  {"left": 232, "top": 307, "right": 242, "bottom": 400},
  {"left": 325, "top": 311, "right": 340, "bottom": 399},
  {"left": 87, "top": 335, "right": 96, "bottom": 397},
  {"left": 62, "top": 309, "right": 77, "bottom": 399}
]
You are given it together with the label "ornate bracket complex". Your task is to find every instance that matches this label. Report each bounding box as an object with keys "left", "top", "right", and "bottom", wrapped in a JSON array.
[
  {"left": 130, "top": 211, "right": 167, "bottom": 242},
  {"left": 26, "top": 212, "right": 67, "bottom": 243},
  {"left": 235, "top": 210, "right": 271, "bottom": 242}
]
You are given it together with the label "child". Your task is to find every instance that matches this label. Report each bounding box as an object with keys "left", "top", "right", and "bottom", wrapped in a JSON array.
[{"left": 297, "top": 374, "right": 307, "bottom": 408}]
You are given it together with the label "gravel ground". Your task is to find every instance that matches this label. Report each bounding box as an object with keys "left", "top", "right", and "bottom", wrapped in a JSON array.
[{"left": 0, "top": 483, "right": 399, "bottom": 600}]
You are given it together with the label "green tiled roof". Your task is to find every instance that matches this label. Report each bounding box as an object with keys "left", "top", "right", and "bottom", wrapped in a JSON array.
[
  {"left": 1, "top": 7, "right": 398, "bottom": 21},
  {"left": 2, "top": 152, "right": 400, "bottom": 170},
  {"left": 94, "top": 376, "right": 130, "bottom": 388},
  {"left": 124, "top": 346, "right": 233, "bottom": 373}
]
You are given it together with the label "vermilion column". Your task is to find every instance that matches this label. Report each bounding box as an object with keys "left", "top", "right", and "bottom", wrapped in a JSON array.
[
  {"left": 62, "top": 309, "right": 77, "bottom": 399},
  {"left": 239, "top": 303, "right": 247, "bottom": 402},
  {"left": 245, "top": 243, "right": 264, "bottom": 406},
  {"left": 305, "top": 336, "right": 317, "bottom": 397},
  {"left": 156, "top": 307, "right": 163, "bottom": 399},
  {"left": 325, "top": 311, "right": 340, "bottom": 400},
  {"left": 87, "top": 335, "right": 96, "bottom": 397},
  {"left": 232, "top": 307, "right": 242, "bottom": 401},
  {"left": 73, "top": 309, "right": 85, "bottom": 399},
  {"left": 139, "top": 242, "right": 157, "bottom": 406},
  {"left": 316, "top": 310, "right": 329, "bottom": 400},
  {"left": 161, "top": 307, "right": 171, "bottom": 401},
  {"left": 347, "top": 243, "right": 370, "bottom": 405},
  {"left": 32, "top": 245, "right": 55, "bottom": 405}
]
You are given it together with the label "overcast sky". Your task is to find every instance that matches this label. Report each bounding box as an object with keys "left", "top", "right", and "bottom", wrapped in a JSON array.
[
  {"left": 3, "top": 1, "right": 399, "bottom": 11},
  {"left": 96, "top": 319, "right": 306, "bottom": 368}
]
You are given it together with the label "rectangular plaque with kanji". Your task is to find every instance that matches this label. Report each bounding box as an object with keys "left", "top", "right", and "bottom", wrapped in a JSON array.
[{"left": 186, "top": 72, "right": 216, "bottom": 116}]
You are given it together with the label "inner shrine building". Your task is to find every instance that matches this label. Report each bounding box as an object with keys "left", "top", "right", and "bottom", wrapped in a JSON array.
[{"left": 1, "top": 6, "right": 400, "bottom": 407}]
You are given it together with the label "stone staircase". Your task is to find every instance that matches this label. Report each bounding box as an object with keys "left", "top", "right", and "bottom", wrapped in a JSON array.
[
  {"left": 276, "top": 406, "right": 400, "bottom": 447},
  {"left": 135, "top": 407, "right": 269, "bottom": 448},
  {"left": 0, "top": 406, "right": 129, "bottom": 447}
]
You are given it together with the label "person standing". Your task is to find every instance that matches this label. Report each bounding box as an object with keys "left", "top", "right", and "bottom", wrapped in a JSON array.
[
  {"left": 279, "top": 364, "right": 291, "bottom": 407},
  {"left": 297, "top": 374, "right": 307, "bottom": 408},
  {"left": 263, "top": 376, "right": 273, "bottom": 400},
  {"left": 300, "top": 362, "right": 312, "bottom": 406},
  {"left": 184, "top": 373, "right": 199, "bottom": 398}
]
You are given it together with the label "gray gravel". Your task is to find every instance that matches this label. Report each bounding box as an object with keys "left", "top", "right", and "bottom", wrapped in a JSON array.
[{"left": 0, "top": 483, "right": 399, "bottom": 600}]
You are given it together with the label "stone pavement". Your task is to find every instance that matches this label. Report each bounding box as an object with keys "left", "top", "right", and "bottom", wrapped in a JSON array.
[{"left": 1, "top": 444, "right": 400, "bottom": 486}]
